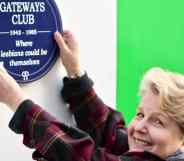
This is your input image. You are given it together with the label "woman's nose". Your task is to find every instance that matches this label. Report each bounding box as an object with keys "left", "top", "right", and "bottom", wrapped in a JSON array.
[{"left": 134, "top": 119, "right": 148, "bottom": 133}]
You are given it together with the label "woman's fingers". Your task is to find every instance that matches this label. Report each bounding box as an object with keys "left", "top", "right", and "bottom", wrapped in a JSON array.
[
  {"left": 54, "top": 31, "right": 78, "bottom": 52},
  {"left": 54, "top": 31, "right": 69, "bottom": 52}
]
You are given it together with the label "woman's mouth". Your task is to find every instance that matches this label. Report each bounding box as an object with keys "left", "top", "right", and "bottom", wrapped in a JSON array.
[
  {"left": 134, "top": 138, "right": 151, "bottom": 146},
  {"left": 133, "top": 137, "right": 152, "bottom": 148}
]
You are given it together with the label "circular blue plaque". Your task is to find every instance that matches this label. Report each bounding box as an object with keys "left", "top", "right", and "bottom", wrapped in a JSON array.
[{"left": 0, "top": 0, "right": 63, "bottom": 83}]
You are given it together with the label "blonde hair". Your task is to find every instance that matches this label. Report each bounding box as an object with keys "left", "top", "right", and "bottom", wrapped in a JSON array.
[{"left": 140, "top": 67, "right": 184, "bottom": 134}]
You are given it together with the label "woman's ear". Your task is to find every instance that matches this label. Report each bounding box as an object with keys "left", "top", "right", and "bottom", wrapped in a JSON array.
[
  {"left": 178, "top": 135, "right": 184, "bottom": 149},
  {"left": 180, "top": 145, "right": 184, "bottom": 151},
  {"left": 181, "top": 136, "right": 184, "bottom": 147}
]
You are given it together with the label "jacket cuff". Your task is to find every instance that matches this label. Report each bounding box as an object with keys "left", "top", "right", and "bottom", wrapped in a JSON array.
[
  {"left": 61, "top": 73, "right": 93, "bottom": 102},
  {"left": 9, "top": 99, "right": 34, "bottom": 134}
]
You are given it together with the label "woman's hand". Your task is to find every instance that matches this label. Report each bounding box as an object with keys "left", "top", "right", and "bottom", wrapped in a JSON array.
[
  {"left": 54, "top": 30, "right": 81, "bottom": 77},
  {"left": 0, "top": 66, "right": 28, "bottom": 111}
]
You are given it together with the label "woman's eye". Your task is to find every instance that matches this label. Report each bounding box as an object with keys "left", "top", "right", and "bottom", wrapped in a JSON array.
[
  {"left": 136, "top": 112, "right": 144, "bottom": 119},
  {"left": 153, "top": 119, "right": 164, "bottom": 127}
]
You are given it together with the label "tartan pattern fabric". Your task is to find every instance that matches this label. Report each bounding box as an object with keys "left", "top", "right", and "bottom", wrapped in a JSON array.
[{"left": 9, "top": 73, "right": 165, "bottom": 161}]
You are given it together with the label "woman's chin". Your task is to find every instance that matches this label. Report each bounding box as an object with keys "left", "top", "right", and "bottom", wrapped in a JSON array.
[{"left": 129, "top": 145, "right": 153, "bottom": 152}]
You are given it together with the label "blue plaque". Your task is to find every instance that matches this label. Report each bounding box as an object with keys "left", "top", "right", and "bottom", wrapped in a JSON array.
[{"left": 0, "top": 0, "right": 63, "bottom": 83}]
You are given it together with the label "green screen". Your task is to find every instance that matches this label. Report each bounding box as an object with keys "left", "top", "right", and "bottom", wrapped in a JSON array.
[{"left": 117, "top": 0, "right": 184, "bottom": 124}]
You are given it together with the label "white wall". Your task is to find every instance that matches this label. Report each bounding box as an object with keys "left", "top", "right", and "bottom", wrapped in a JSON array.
[{"left": 0, "top": 0, "right": 116, "bottom": 160}]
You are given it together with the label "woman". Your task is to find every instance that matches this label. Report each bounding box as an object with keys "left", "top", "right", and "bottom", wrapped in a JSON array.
[{"left": 0, "top": 31, "right": 184, "bottom": 161}]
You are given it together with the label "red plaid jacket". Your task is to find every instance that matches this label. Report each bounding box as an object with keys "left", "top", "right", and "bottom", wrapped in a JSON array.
[{"left": 9, "top": 74, "right": 165, "bottom": 161}]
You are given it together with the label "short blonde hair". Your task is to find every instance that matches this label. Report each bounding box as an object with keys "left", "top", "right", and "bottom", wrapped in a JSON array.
[{"left": 140, "top": 67, "right": 184, "bottom": 134}]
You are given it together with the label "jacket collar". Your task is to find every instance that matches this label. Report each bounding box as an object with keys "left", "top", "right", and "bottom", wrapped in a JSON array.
[{"left": 166, "top": 149, "right": 184, "bottom": 161}]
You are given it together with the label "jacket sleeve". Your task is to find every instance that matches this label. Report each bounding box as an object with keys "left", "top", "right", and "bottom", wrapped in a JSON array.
[
  {"left": 9, "top": 100, "right": 95, "bottom": 161},
  {"left": 61, "top": 73, "right": 129, "bottom": 155}
]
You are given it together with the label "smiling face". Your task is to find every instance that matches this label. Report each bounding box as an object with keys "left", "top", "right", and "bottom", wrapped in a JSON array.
[{"left": 128, "top": 90, "right": 184, "bottom": 159}]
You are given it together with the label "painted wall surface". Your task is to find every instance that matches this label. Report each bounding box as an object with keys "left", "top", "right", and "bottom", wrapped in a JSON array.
[
  {"left": 117, "top": 0, "right": 184, "bottom": 124},
  {"left": 0, "top": 0, "right": 116, "bottom": 160}
]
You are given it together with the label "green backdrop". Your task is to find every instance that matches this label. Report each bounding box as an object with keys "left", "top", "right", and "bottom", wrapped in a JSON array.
[{"left": 117, "top": 0, "right": 184, "bottom": 124}]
